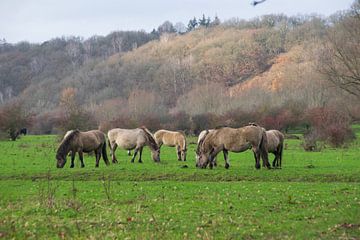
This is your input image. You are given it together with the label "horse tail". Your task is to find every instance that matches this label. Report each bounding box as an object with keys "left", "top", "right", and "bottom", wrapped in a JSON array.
[
  {"left": 279, "top": 141, "right": 283, "bottom": 168},
  {"left": 278, "top": 132, "right": 284, "bottom": 168},
  {"left": 102, "top": 140, "right": 110, "bottom": 165},
  {"left": 259, "top": 129, "right": 270, "bottom": 169}
]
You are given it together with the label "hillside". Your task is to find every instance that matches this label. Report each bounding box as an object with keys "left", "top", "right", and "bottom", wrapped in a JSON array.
[{"left": 1, "top": 13, "right": 359, "bottom": 134}]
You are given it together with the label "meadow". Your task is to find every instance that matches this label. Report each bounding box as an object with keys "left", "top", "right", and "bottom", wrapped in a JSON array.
[{"left": 0, "top": 129, "right": 359, "bottom": 239}]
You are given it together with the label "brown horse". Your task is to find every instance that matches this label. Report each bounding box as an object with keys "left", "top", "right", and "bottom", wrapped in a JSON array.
[
  {"left": 154, "top": 130, "right": 187, "bottom": 161},
  {"left": 196, "top": 126, "right": 270, "bottom": 169},
  {"left": 56, "top": 130, "right": 110, "bottom": 168},
  {"left": 107, "top": 127, "right": 160, "bottom": 163},
  {"left": 266, "top": 130, "right": 284, "bottom": 168}
]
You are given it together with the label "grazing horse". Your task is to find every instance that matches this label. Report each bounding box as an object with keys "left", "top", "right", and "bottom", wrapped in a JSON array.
[
  {"left": 248, "top": 123, "right": 284, "bottom": 168},
  {"left": 198, "top": 129, "right": 219, "bottom": 166},
  {"left": 196, "top": 126, "right": 270, "bottom": 169},
  {"left": 56, "top": 130, "right": 110, "bottom": 168},
  {"left": 266, "top": 130, "right": 284, "bottom": 168},
  {"left": 154, "top": 130, "right": 187, "bottom": 161},
  {"left": 107, "top": 127, "right": 160, "bottom": 163}
]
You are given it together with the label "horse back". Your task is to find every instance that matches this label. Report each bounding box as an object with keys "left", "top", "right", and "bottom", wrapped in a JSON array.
[
  {"left": 108, "top": 128, "right": 146, "bottom": 150},
  {"left": 266, "top": 130, "right": 284, "bottom": 152},
  {"left": 79, "top": 130, "right": 106, "bottom": 152},
  {"left": 155, "top": 130, "right": 185, "bottom": 148},
  {"left": 210, "top": 126, "right": 263, "bottom": 152}
]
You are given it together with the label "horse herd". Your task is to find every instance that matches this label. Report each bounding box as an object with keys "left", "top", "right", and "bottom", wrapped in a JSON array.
[{"left": 55, "top": 124, "right": 284, "bottom": 170}]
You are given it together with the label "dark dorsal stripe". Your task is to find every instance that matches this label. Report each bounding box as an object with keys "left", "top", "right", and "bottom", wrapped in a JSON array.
[{"left": 140, "top": 127, "right": 159, "bottom": 151}]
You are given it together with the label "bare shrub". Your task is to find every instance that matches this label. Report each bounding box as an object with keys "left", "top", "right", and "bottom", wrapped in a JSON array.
[
  {"left": 190, "top": 113, "right": 220, "bottom": 135},
  {"left": 221, "top": 110, "right": 261, "bottom": 128},
  {"left": 57, "top": 88, "right": 97, "bottom": 132},
  {"left": 0, "top": 99, "right": 32, "bottom": 140},
  {"left": 305, "top": 107, "right": 354, "bottom": 147},
  {"left": 162, "top": 111, "right": 191, "bottom": 132}
]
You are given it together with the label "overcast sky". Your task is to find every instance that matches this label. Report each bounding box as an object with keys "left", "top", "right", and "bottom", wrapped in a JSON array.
[{"left": 1, "top": 0, "right": 355, "bottom": 43}]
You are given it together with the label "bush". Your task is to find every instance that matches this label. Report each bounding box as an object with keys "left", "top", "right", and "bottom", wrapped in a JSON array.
[
  {"left": 304, "top": 107, "right": 354, "bottom": 147},
  {"left": 190, "top": 113, "right": 221, "bottom": 135},
  {"left": 0, "top": 99, "right": 32, "bottom": 140}
]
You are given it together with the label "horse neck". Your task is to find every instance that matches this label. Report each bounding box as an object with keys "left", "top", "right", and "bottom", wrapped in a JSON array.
[
  {"left": 146, "top": 138, "right": 158, "bottom": 152},
  {"left": 199, "top": 137, "right": 212, "bottom": 155},
  {"left": 57, "top": 141, "right": 71, "bottom": 158}
]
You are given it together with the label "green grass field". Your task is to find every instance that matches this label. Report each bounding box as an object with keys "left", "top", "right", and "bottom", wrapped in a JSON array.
[{"left": 0, "top": 129, "right": 360, "bottom": 239}]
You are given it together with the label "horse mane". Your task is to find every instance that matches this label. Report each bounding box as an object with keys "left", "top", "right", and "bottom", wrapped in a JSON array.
[
  {"left": 214, "top": 125, "right": 227, "bottom": 129},
  {"left": 248, "top": 122, "right": 259, "bottom": 127},
  {"left": 57, "top": 130, "right": 80, "bottom": 156},
  {"left": 140, "top": 127, "right": 159, "bottom": 150},
  {"left": 196, "top": 130, "right": 209, "bottom": 154}
]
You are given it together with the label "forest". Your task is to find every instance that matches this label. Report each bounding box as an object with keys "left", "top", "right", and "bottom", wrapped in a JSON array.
[{"left": 0, "top": 1, "right": 359, "bottom": 147}]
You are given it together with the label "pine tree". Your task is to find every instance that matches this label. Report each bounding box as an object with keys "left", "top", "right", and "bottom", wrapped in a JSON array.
[
  {"left": 187, "top": 17, "right": 198, "bottom": 32},
  {"left": 199, "top": 14, "right": 207, "bottom": 27}
]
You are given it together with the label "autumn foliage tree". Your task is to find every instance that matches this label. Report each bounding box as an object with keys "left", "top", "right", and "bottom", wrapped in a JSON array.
[{"left": 58, "top": 88, "right": 96, "bottom": 132}]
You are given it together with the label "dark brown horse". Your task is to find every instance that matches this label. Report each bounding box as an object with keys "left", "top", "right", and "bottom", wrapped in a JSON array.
[
  {"left": 56, "top": 130, "right": 110, "bottom": 168},
  {"left": 196, "top": 126, "right": 270, "bottom": 169}
]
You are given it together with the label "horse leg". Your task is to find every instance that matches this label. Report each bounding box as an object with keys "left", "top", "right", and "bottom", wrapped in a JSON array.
[
  {"left": 131, "top": 148, "right": 139, "bottom": 163},
  {"left": 70, "top": 151, "right": 76, "bottom": 168},
  {"left": 111, "top": 144, "right": 118, "bottom": 163},
  {"left": 272, "top": 152, "right": 277, "bottom": 168},
  {"left": 278, "top": 143, "right": 283, "bottom": 169},
  {"left": 127, "top": 150, "right": 132, "bottom": 156},
  {"left": 223, "top": 150, "right": 230, "bottom": 169},
  {"left": 253, "top": 148, "right": 261, "bottom": 169},
  {"left": 79, "top": 151, "right": 85, "bottom": 168},
  {"left": 138, "top": 147, "right": 143, "bottom": 163},
  {"left": 95, "top": 150, "right": 101, "bottom": 168},
  {"left": 176, "top": 146, "right": 181, "bottom": 161}
]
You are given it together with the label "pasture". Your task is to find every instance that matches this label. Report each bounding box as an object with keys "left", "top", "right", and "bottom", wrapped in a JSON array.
[{"left": 0, "top": 129, "right": 360, "bottom": 239}]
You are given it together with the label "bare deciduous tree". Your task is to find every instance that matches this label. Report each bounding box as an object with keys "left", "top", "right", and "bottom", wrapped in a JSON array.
[{"left": 318, "top": 1, "right": 360, "bottom": 99}]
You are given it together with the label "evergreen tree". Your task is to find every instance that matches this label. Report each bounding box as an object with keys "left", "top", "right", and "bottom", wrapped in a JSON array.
[
  {"left": 199, "top": 14, "right": 207, "bottom": 26},
  {"left": 187, "top": 17, "right": 198, "bottom": 32}
]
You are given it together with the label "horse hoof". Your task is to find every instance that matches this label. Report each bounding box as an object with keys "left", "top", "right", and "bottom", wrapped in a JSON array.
[
  {"left": 255, "top": 164, "right": 261, "bottom": 169},
  {"left": 95, "top": 165, "right": 99, "bottom": 168},
  {"left": 225, "top": 164, "right": 230, "bottom": 169}
]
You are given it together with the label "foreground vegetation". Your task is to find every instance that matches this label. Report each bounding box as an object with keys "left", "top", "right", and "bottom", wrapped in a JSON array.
[{"left": 0, "top": 129, "right": 359, "bottom": 239}]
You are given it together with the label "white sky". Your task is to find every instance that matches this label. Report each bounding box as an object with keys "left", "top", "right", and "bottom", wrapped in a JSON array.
[{"left": 0, "top": 0, "right": 355, "bottom": 43}]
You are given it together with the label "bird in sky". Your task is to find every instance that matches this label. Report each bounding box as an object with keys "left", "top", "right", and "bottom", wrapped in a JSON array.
[{"left": 251, "top": 0, "right": 267, "bottom": 6}]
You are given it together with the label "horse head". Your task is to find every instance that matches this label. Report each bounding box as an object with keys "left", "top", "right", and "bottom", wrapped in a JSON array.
[{"left": 196, "top": 130, "right": 210, "bottom": 168}]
